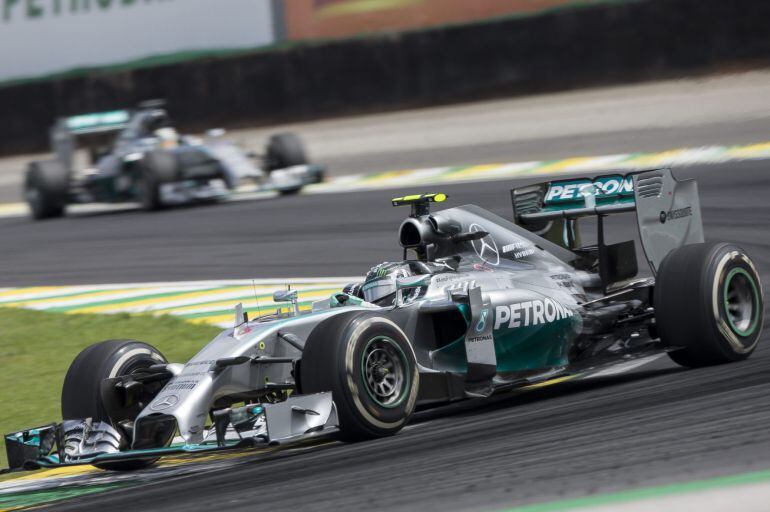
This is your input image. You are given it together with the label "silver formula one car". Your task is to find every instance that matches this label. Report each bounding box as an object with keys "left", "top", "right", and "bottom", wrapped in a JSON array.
[
  {"left": 24, "top": 100, "right": 324, "bottom": 220},
  {"left": 5, "top": 169, "right": 763, "bottom": 471}
]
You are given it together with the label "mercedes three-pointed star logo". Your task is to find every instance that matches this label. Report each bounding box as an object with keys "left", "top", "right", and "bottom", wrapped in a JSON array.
[
  {"left": 469, "top": 223, "right": 500, "bottom": 265},
  {"left": 151, "top": 394, "right": 179, "bottom": 411}
]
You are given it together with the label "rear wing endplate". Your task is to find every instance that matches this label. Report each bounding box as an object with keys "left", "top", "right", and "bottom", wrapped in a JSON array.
[{"left": 511, "top": 169, "right": 704, "bottom": 275}]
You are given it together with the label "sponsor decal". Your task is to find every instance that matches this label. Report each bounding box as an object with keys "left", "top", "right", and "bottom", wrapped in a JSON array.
[
  {"left": 494, "top": 298, "right": 574, "bottom": 329},
  {"left": 469, "top": 223, "right": 500, "bottom": 265},
  {"left": 185, "top": 360, "right": 216, "bottom": 367},
  {"left": 549, "top": 273, "right": 575, "bottom": 289},
  {"left": 236, "top": 324, "right": 252, "bottom": 336},
  {"left": 659, "top": 206, "right": 692, "bottom": 224},
  {"left": 467, "top": 333, "right": 493, "bottom": 343},
  {"left": 473, "top": 263, "right": 495, "bottom": 272},
  {"left": 3, "top": 0, "right": 169, "bottom": 23},
  {"left": 151, "top": 394, "right": 179, "bottom": 411},
  {"left": 433, "top": 274, "right": 463, "bottom": 284},
  {"left": 441, "top": 279, "right": 476, "bottom": 294},
  {"left": 502, "top": 241, "right": 536, "bottom": 259},
  {"left": 164, "top": 380, "right": 197, "bottom": 392},
  {"left": 544, "top": 175, "right": 634, "bottom": 204},
  {"left": 475, "top": 308, "right": 489, "bottom": 333}
]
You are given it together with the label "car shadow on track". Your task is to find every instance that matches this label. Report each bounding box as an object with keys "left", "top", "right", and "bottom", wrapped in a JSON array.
[{"left": 410, "top": 365, "right": 685, "bottom": 426}]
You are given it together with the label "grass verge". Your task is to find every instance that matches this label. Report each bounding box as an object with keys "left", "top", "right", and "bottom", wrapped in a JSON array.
[{"left": 0, "top": 308, "right": 221, "bottom": 470}]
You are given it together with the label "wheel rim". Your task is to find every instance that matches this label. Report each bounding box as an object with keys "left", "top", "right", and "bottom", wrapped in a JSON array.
[
  {"left": 723, "top": 267, "right": 760, "bottom": 337},
  {"left": 361, "top": 336, "right": 409, "bottom": 408}
]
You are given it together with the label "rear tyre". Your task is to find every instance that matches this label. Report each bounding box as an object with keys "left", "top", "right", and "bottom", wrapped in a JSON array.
[
  {"left": 24, "top": 160, "right": 69, "bottom": 220},
  {"left": 300, "top": 313, "right": 419, "bottom": 441},
  {"left": 137, "top": 151, "right": 178, "bottom": 211},
  {"left": 655, "top": 242, "right": 763, "bottom": 367},
  {"left": 265, "top": 132, "right": 307, "bottom": 172},
  {"left": 62, "top": 339, "right": 168, "bottom": 470}
]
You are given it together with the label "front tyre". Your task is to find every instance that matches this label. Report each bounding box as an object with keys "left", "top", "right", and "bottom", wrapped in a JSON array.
[
  {"left": 265, "top": 132, "right": 307, "bottom": 172},
  {"left": 137, "top": 151, "right": 178, "bottom": 211},
  {"left": 300, "top": 313, "right": 419, "bottom": 441},
  {"left": 62, "top": 339, "right": 168, "bottom": 470},
  {"left": 25, "top": 160, "right": 69, "bottom": 220},
  {"left": 655, "top": 242, "right": 763, "bottom": 367}
]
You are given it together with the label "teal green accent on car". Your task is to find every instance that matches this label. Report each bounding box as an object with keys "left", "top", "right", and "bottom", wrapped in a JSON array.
[
  {"left": 431, "top": 334, "right": 468, "bottom": 373},
  {"left": 542, "top": 194, "right": 635, "bottom": 213},
  {"left": 544, "top": 175, "right": 634, "bottom": 206},
  {"left": 431, "top": 314, "right": 581, "bottom": 373},
  {"left": 493, "top": 318, "right": 577, "bottom": 371},
  {"left": 64, "top": 110, "right": 130, "bottom": 133},
  {"left": 724, "top": 267, "right": 760, "bottom": 337}
]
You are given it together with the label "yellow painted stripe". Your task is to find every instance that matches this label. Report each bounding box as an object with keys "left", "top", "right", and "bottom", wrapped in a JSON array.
[
  {"left": 0, "top": 202, "right": 26, "bottom": 215},
  {"left": 623, "top": 148, "right": 693, "bottom": 167},
  {"left": 521, "top": 374, "right": 578, "bottom": 390},
  {"left": 532, "top": 157, "right": 597, "bottom": 175},
  {"left": 151, "top": 289, "right": 340, "bottom": 315},
  {"left": 0, "top": 287, "right": 162, "bottom": 307},
  {"left": 444, "top": 163, "right": 505, "bottom": 180},
  {"left": 363, "top": 168, "right": 419, "bottom": 184},
  {"left": 725, "top": 142, "right": 770, "bottom": 158},
  {"left": 0, "top": 287, "right": 64, "bottom": 299},
  {"left": 160, "top": 448, "right": 269, "bottom": 467},
  {"left": 65, "top": 286, "right": 257, "bottom": 314},
  {"left": 187, "top": 305, "right": 314, "bottom": 326},
  {"left": 11, "top": 464, "right": 97, "bottom": 482}
]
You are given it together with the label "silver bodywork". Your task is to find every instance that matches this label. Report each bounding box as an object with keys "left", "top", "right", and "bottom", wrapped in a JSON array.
[
  {"left": 6, "top": 168, "right": 707, "bottom": 469},
  {"left": 47, "top": 106, "right": 321, "bottom": 207},
  {"left": 135, "top": 203, "right": 590, "bottom": 445},
  {"left": 137, "top": 306, "right": 371, "bottom": 444}
]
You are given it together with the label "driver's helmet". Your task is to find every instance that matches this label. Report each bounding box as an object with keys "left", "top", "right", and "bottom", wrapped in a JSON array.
[
  {"left": 361, "top": 262, "right": 412, "bottom": 305},
  {"left": 155, "top": 127, "right": 180, "bottom": 149}
]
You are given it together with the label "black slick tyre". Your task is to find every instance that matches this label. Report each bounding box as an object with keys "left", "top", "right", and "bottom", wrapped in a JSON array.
[
  {"left": 300, "top": 313, "right": 419, "bottom": 441},
  {"left": 24, "top": 160, "right": 69, "bottom": 220},
  {"left": 655, "top": 242, "right": 763, "bottom": 367},
  {"left": 137, "top": 150, "right": 178, "bottom": 211},
  {"left": 62, "top": 339, "right": 168, "bottom": 470},
  {"left": 265, "top": 132, "right": 307, "bottom": 172}
]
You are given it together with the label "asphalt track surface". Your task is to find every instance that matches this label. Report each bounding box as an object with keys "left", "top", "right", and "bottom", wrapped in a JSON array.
[
  {"left": 0, "top": 159, "right": 765, "bottom": 511},
  {"left": 1, "top": 160, "right": 769, "bottom": 286}
]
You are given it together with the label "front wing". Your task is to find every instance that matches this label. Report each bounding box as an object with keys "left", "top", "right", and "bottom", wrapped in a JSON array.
[{"left": 4, "top": 392, "right": 337, "bottom": 472}]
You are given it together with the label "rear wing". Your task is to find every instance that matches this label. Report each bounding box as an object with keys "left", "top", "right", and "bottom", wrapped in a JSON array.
[
  {"left": 49, "top": 110, "right": 131, "bottom": 171},
  {"left": 58, "top": 110, "right": 130, "bottom": 135},
  {"left": 511, "top": 168, "right": 704, "bottom": 279}
]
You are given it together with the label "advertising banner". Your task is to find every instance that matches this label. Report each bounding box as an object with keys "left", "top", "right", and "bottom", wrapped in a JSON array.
[
  {"left": 282, "top": 0, "right": 598, "bottom": 40},
  {"left": 0, "top": 0, "right": 276, "bottom": 83}
]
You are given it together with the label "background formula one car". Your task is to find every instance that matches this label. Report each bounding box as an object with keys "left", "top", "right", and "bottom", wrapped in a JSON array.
[
  {"left": 23, "top": 100, "right": 324, "bottom": 220},
  {"left": 5, "top": 169, "right": 764, "bottom": 471}
]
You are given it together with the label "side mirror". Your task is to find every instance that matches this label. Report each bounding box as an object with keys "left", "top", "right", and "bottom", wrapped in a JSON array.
[
  {"left": 273, "top": 290, "right": 298, "bottom": 303},
  {"left": 273, "top": 289, "right": 300, "bottom": 316}
]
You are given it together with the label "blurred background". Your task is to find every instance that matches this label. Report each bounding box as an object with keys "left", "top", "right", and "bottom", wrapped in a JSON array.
[
  {"left": 1, "top": 0, "right": 768, "bottom": 154},
  {"left": 2, "top": 1, "right": 770, "bottom": 511}
]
